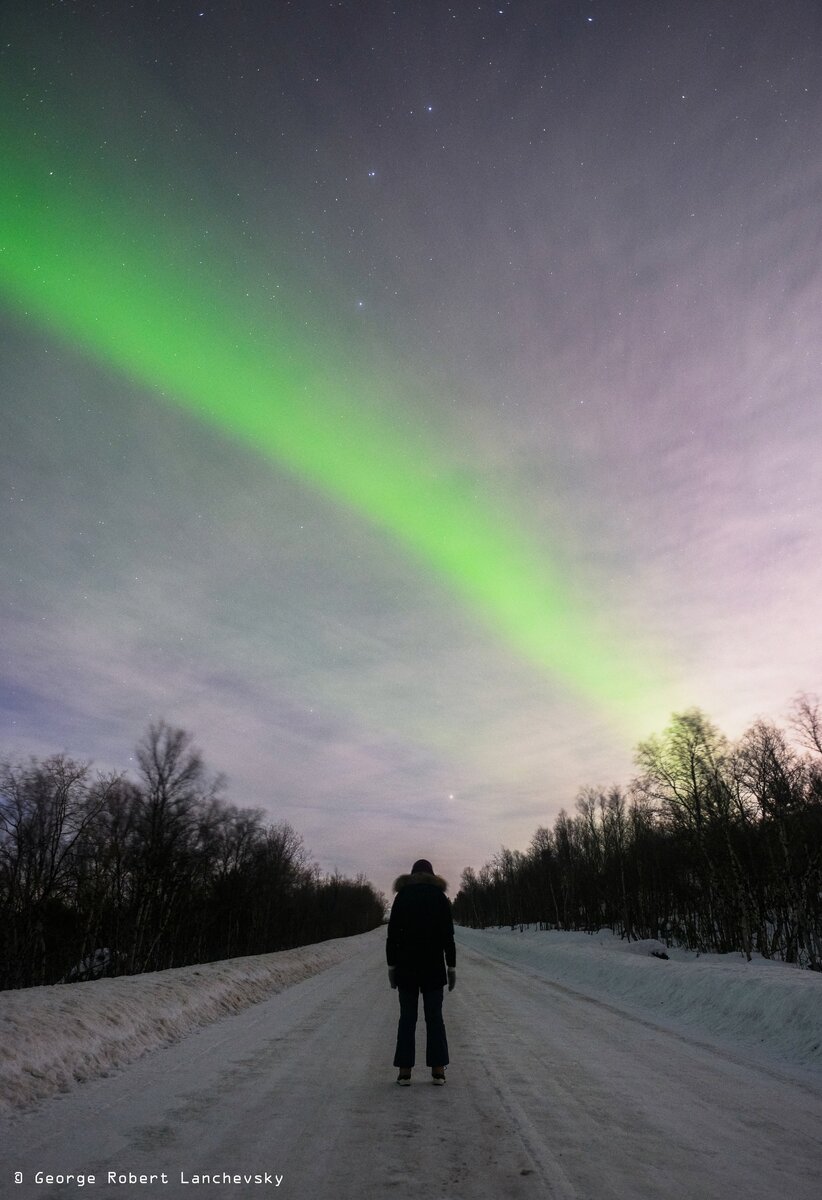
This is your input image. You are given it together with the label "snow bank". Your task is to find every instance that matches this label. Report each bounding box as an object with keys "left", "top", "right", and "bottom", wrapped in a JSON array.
[
  {"left": 0, "top": 931, "right": 376, "bottom": 1113},
  {"left": 456, "top": 926, "right": 822, "bottom": 1071}
]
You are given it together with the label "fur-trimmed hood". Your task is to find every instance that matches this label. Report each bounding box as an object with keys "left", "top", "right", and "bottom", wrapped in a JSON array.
[{"left": 393, "top": 870, "right": 448, "bottom": 893}]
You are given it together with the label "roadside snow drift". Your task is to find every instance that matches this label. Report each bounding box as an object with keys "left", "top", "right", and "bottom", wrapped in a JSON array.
[
  {"left": 4, "top": 926, "right": 822, "bottom": 1118},
  {"left": 0, "top": 932, "right": 374, "bottom": 1113},
  {"left": 456, "top": 926, "right": 822, "bottom": 1070}
]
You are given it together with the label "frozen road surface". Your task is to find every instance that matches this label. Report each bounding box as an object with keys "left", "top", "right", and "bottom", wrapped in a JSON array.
[{"left": 4, "top": 927, "right": 822, "bottom": 1200}]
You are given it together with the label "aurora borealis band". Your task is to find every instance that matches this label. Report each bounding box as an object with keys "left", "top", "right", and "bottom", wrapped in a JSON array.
[
  {"left": 0, "top": 115, "right": 654, "bottom": 718},
  {"left": 3, "top": 1, "right": 822, "bottom": 894}
]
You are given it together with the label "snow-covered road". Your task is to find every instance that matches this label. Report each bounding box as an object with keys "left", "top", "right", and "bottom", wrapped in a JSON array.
[{"left": 4, "top": 928, "right": 822, "bottom": 1200}]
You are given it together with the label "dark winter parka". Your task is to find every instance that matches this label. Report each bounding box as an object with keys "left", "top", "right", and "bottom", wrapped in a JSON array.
[{"left": 386, "top": 871, "right": 456, "bottom": 990}]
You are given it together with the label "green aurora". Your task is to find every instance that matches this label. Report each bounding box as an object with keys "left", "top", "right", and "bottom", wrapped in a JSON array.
[{"left": 0, "top": 112, "right": 661, "bottom": 726}]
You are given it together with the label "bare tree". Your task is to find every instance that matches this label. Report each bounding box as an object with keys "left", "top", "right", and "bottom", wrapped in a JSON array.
[
  {"left": 454, "top": 704, "right": 822, "bottom": 968},
  {"left": 0, "top": 756, "right": 118, "bottom": 986}
]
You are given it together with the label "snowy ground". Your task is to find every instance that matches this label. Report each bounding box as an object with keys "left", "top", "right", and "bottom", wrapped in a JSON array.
[
  {"left": 0, "top": 935, "right": 363, "bottom": 1113},
  {"left": 2, "top": 925, "right": 822, "bottom": 1199},
  {"left": 456, "top": 925, "right": 822, "bottom": 1070}
]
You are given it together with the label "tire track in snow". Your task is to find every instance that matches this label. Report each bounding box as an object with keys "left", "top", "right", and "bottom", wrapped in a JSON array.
[
  {"left": 453, "top": 936, "right": 822, "bottom": 1200},
  {"left": 450, "top": 978, "right": 578, "bottom": 1198}
]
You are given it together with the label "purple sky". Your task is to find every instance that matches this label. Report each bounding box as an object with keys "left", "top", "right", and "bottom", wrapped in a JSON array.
[{"left": 2, "top": 1, "right": 821, "bottom": 898}]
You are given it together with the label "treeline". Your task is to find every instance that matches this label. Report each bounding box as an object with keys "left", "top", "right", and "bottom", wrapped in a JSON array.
[
  {"left": 454, "top": 698, "right": 822, "bottom": 969},
  {"left": 0, "top": 721, "right": 385, "bottom": 990}
]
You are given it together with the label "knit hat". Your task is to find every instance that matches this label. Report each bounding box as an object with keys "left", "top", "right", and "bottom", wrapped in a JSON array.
[{"left": 411, "top": 858, "right": 434, "bottom": 875}]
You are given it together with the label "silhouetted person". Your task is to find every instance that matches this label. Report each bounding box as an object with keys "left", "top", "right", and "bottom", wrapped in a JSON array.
[{"left": 386, "top": 858, "right": 456, "bottom": 1085}]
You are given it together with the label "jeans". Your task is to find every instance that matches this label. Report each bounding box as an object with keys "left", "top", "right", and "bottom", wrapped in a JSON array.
[{"left": 393, "top": 985, "right": 449, "bottom": 1068}]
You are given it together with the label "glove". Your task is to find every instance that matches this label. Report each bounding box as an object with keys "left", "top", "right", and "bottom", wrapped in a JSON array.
[
  {"left": 447, "top": 968, "right": 456, "bottom": 992},
  {"left": 388, "top": 966, "right": 397, "bottom": 989}
]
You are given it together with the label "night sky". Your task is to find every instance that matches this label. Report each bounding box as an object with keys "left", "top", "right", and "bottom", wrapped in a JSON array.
[{"left": 3, "top": 1, "right": 821, "bottom": 898}]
